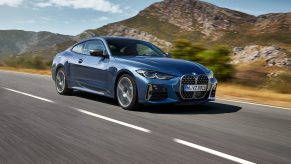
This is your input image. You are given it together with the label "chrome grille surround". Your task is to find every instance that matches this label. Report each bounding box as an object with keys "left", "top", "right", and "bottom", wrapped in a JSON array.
[{"left": 180, "top": 74, "right": 209, "bottom": 99}]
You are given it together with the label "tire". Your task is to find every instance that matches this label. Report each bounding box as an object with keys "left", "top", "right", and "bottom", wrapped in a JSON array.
[
  {"left": 55, "top": 68, "right": 73, "bottom": 95},
  {"left": 116, "top": 74, "right": 139, "bottom": 110}
]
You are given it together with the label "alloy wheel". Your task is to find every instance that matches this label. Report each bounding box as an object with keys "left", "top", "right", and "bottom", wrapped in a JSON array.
[
  {"left": 56, "top": 70, "right": 66, "bottom": 93},
  {"left": 117, "top": 77, "right": 134, "bottom": 108}
]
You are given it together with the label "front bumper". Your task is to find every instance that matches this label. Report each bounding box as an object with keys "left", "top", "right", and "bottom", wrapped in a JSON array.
[{"left": 134, "top": 73, "right": 217, "bottom": 105}]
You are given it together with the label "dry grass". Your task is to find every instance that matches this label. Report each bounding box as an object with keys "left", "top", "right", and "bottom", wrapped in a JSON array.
[
  {"left": 0, "top": 67, "right": 51, "bottom": 75},
  {"left": 217, "top": 84, "right": 291, "bottom": 109},
  {"left": 1, "top": 67, "right": 290, "bottom": 109}
]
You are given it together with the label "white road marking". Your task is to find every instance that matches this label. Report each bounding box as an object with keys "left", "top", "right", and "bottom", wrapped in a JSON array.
[
  {"left": 174, "top": 139, "right": 256, "bottom": 164},
  {"left": 2, "top": 87, "right": 55, "bottom": 103},
  {"left": 73, "top": 108, "right": 151, "bottom": 133},
  {"left": 217, "top": 98, "right": 291, "bottom": 110},
  {"left": 2, "top": 86, "right": 151, "bottom": 133}
]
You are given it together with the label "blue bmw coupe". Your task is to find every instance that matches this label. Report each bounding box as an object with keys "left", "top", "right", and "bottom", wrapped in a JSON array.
[{"left": 52, "top": 37, "right": 217, "bottom": 110}]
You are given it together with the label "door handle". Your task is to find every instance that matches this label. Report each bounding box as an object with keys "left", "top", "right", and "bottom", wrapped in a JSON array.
[{"left": 78, "top": 59, "right": 83, "bottom": 64}]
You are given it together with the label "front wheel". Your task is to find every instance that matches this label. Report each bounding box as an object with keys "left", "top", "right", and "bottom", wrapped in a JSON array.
[
  {"left": 116, "top": 74, "right": 139, "bottom": 110},
  {"left": 55, "top": 68, "right": 73, "bottom": 95}
]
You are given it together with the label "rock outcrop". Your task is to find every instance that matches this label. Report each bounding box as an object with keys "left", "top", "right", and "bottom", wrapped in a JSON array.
[
  {"left": 252, "top": 13, "right": 291, "bottom": 33},
  {"left": 231, "top": 45, "right": 291, "bottom": 67}
]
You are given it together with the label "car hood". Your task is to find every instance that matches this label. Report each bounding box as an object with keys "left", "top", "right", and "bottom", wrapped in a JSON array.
[{"left": 114, "top": 56, "right": 209, "bottom": 76}]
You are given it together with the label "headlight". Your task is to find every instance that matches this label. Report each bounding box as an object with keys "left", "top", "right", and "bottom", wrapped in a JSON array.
[
  {"left": 207, "top": 70, "right": 214, "bottom": 79},
  {"left": 136, "top": 70, "right": 174, "bottom": 80}
]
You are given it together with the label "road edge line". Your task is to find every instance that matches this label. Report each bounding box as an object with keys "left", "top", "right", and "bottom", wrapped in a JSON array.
[{"left": 217, "top": 98, "right": 291, "bottom": 110}]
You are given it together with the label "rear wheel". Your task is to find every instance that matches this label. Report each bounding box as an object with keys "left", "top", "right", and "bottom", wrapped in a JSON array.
[
  {"left": 55, "top": 68, "right": 73, "bottom": 95},
  {"left": 116, "top": 74, "right": 139, "bottom": 110}
]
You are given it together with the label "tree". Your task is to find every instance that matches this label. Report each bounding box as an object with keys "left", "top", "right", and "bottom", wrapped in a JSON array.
[
  {"left": 196, "top": 46, "right": 234, "bottom": 80},
  {"left": 172, "top": 39, "right": 205, "bottom": 61},
  {"left": 171, "top": 39, "right": 234, "bottom": 81}
]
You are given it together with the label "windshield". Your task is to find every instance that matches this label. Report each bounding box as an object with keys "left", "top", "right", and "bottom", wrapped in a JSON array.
[{"left": 105, "top": 38, "right": 166, "bottom": 57}]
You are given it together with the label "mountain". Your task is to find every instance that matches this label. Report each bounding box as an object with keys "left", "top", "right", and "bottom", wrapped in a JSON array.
[
  {"left": 79, "top": 0, "right": 290, "bottom": 50},
  {"left": 0, "top": 30, "right": 73, "bottom": 57},
  {"left": 1, "top": 0, "right": 290, "bottom": 92},
  {"left": 72, "top": 0, "right": 291, "bottom": 91},
  {"left": 1, "top": 0, "right": 290, "bottom": 57},
  {"left": 1, "top": 0, "right": 290, "bottom": 66}
]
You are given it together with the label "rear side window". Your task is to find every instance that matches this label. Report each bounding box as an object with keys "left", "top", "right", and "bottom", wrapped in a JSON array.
[
  {"left": 83, "top": 40, "right": 106, "bottom": 55},
  {"left": 71, "top": 43, "right": 85, "bottom": 54}
]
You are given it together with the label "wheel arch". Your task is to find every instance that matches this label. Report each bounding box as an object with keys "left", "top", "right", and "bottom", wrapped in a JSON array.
[
  {"left": 54, "top": 64, "right": 64, "bottom": 79},
  {"left": 52, "top": 64, "right": 63, "bottom": 81},
  {"left": 53, "top": 62, "right": 71, "bottom": 85},
  {"left": 56, "top": 64, "right": 64, "bottom": 72}
]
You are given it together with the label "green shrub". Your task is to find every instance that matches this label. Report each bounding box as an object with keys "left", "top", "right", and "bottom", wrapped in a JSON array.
[
  {"left": 171, "top": 39, "right": 234, "bottom": 81},
  {"left": 172, "top": 39, "right": 205, "bottom": 61},
  {"left": 3, "top": 55, "right": 49, "bottom": 70},
  {"left": 196, "top": 47, "right": 234, "bottom": 80}
]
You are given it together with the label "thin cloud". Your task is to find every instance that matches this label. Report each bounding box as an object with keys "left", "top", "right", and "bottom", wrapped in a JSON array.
[
  {"left": 0, "top": 0, "right": 122, "bottom": 13},
  {"left": 14, "top": 19, "right": 36, "bottom": 24},
  {"left": 93, "top": 16, "right": 109, "bottom": 22},
  {"left": 34, "top": 2, "right": 51, "bottom": 7},
  {"left": 0, "top": 0, "right": 24, "bottom": 7},
  {"left": 34, "top": 0, "right": 122, "bottom": 13}
]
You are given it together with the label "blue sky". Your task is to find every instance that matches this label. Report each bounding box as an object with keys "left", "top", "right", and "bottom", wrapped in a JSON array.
[
  {"left": 203, "top": 0, "right": 291, "bottom": 15},
  {"left": 0, "top": 0, "right": 290, "bottom": 35}
]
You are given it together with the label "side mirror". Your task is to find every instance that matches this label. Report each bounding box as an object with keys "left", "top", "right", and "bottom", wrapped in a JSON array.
[
  {"left": 165, "top": 52, "right": 172, "bottom": 58},
  {"left": 89, "top": 49, "right": 108, "bottom": 57}
]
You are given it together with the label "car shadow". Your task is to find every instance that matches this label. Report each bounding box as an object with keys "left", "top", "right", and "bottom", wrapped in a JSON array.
[
  {"left": 73, "top": 91, "right": 118, "bottom": 106},
  {"left": 135, "top": 102, "right": 242, "bottom": 115},
  {"left": 72, "top": 91, "right": 242, "bottom": 115}
]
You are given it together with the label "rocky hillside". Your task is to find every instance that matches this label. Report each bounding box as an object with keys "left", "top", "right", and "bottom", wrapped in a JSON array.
[
  {"left": 252, "top": 13, "right": 291, "bottom": 33},
  {"left": 231, "top": 45, "right": 291, "bottom": 67},
  {"left": 1, "top": 0, "right": 290, "bottom": 69},
  {"left": 76, "top": 24, "right": 172, "bottom": 49},
  {"left": 0, "top": 30, "right": 73, "bottom": 57},
  {"left": 138, "top": 0, "right": 255, "bottom": 37},
  {"left": 79, "top": 0, "right": 290, "bottom": 50}
]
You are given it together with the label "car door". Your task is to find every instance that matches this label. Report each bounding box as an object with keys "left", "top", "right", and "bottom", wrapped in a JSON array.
[
  {"left": 81, "top": 39, "right": 111, "bottom": 94},
  {"left": 69, "top": 42, "right": 88, "bottom": 88}
]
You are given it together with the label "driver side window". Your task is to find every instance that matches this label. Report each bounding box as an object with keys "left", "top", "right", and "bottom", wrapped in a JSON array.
[{"left": 83, "top": 40, "right": 106, "bottom": 56}]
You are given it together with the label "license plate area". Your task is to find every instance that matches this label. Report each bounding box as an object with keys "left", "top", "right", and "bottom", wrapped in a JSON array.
[{"left": 184, "top": 85, "right": 207, "bottom": 92}]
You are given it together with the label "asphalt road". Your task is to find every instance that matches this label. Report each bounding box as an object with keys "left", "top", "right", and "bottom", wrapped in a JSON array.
[{"left": 0, "top": 70, "right": 291, "bottom": 164}]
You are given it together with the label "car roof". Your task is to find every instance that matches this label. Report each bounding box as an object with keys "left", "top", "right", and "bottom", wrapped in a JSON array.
[
  {"left": 71, "top": 36, "right": 147, "bottom": 49},
  {"left": 88, "top": 36, "right": 145, "bottom": 42}
]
